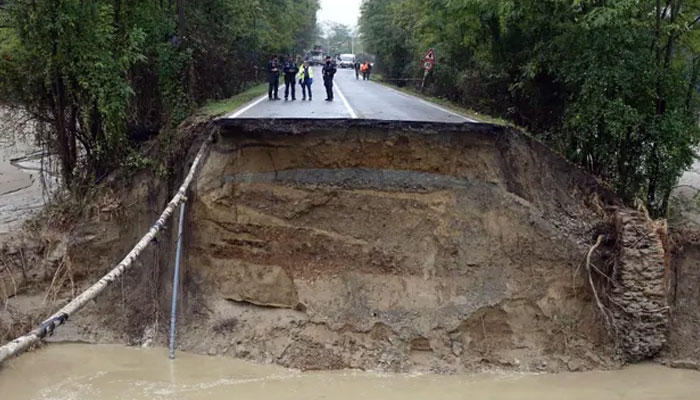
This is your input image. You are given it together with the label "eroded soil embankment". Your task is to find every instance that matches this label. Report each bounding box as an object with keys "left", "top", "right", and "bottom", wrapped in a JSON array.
[
  {"left": 0, "top": 119, "right": 670, "bottom": 373},
  {"left": 169, "top": 119, "right": 660, "bottom": 373}
]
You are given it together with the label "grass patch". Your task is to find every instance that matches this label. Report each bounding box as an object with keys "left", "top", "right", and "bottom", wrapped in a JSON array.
[
  {"left": 199, "top": 83, "right": 268, "bottom": 117},
  {"left": 374, "top": 75, "right": 513, "bottom": 127}
]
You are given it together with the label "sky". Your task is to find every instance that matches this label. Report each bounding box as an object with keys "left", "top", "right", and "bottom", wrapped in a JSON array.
[{"left": 317, "top": 0, "right": 363, "bottom": 28}]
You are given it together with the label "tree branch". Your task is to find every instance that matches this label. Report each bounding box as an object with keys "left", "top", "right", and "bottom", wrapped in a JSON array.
[{"left": 686, "top": 14, "right": 700, "bottom": 30}]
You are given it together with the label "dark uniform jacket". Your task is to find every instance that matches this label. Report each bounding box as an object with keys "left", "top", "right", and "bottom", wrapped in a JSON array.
[
  {"left": 267, "top": 60, "right": 280, "bottom": 77},
  {"left": 283, "top": 61, "right": 299, "bottom": 79},
  {"left": 322, "top": 62, "right": 337, "bottom": 81}
]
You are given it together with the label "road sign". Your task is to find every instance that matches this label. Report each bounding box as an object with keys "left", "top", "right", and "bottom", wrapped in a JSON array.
[
  {"left": 422, "top": 48, "right": 436, "bottom": 72},
  {"left": 421, "top": 49, "right": 436, "bottom": 92}
]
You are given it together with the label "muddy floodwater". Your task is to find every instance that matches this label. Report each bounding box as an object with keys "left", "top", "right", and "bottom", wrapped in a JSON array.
[
  {"left": 0, "top": 133, "right": 53, "bottom": 235},
  {"left": 0, "top": 344, "right": 698, "bottom": 400}
]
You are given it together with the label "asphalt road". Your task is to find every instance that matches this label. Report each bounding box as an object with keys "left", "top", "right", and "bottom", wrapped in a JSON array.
[{"left": 226, "top": 67, "right": 476, "bottom": 122}]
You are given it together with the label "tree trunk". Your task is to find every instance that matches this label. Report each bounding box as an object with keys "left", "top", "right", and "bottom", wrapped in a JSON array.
[
  {"left": 68, "top": 105, "right": 78, "bottom": 169},
  {"left": 50, "top": 35, "right": 73, "bottom": 186},
  {"left": 177, "top": 0, "right": 185, "bottom": 38},
  {"left": 656, "top": 0, "right": 662, "bottom": 64},
  {"left": 647, "top": 142, "right": 660, "bottom": 214},
  {"left": 661, "top": 186, "right": 672, "bottom": 216},
  {"left": 663, "top": 0, "right": 681, "bottom": 71},
  {"left": 52, "top": 78, "right": 72, "bottom": 187},
  {"left": 686, "top": 56, "right": 700, "bottom": 111},
  {"left": 89, "top": 101, "right": 103, "bottom": 176}
]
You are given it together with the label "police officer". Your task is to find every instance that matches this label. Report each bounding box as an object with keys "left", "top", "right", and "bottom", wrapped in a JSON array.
[
  {"left": 267, "top": 55, "right": 281, "bottom": 100},
  {"left": 282, "top": 56, "right": 299, "bottom": 101},
  {"left": 322, "top": 56, "right": 337, "bottom": 102}
]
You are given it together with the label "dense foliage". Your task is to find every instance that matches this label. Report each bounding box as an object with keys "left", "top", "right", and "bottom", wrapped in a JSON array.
[
  {"left": 360, "top": 0, "right": 700, "bottom": 216},
  {"left": 319, "top": 22, "right": 354, "bottom": 56},
  {"left": 0, "top": 0, "right": 318, "bottom": 187}
]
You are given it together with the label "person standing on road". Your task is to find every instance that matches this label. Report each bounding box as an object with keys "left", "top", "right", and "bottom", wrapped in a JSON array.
[
  {"left": 361, "top": 61, "right": 372, "bottom": 81},
  {"left": 322, "top": 56, "right": 337, "bottom": 102},
  {"left": 267, "top": 55, "right": 281, "bottom": 100},
  {"left": 282, "top": 56, "right": 299, "bottom": 101},
  {"left": 354, "top": 61, "right": 361, "bottom": 80},
  {"left": 297, "top": 60, "right": 314, "bottom": 101}
]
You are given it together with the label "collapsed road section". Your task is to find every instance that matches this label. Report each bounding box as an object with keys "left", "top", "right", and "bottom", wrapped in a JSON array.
[
  {"left": 176, "top": 118, "right": 668, "bottom": 372},
  {"left": 0, "top": 118, "right": 670, "bottom": 372}
]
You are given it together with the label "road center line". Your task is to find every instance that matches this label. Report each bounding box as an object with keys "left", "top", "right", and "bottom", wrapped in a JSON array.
[
  {"left": 228, "top": 95, "right": 268, "bottom": 119},
  {"left": 334, "top": 82, "right": 358, "bottom": 119}
]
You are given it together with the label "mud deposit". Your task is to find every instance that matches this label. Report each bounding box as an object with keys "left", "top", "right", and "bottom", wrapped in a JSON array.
[{"left": 1, "top": 344, "right": 699, "bottom": 400}]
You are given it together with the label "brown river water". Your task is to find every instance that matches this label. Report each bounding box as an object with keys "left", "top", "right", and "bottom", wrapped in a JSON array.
[
  {"left": 0, "top": 344, "right": 698, "bottom": 400},
  {"left": 0, "top": 112, "right": 55, "bottom": 235}
]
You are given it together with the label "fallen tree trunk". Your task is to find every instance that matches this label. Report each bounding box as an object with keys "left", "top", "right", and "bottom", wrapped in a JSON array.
[{"left": 0, "top": 136, "right": 210, "bottom": 365}]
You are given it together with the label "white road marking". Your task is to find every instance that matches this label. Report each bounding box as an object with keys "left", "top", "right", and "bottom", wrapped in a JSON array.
[
  {"left": 334, "top": 82, "right": 358, "bottom": 119},
  {"left": 227, "top": 95, "right": 268, "bottom": 119},
  {"left": 380, "top": 84, "right": 478, "bottom": 123}
]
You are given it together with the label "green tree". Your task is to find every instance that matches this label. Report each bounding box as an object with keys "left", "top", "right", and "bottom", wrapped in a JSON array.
[
  {"left": 360, "top": 0, "right": 700, "bottom": 217},
  {"left": 0, "top": 0, "right": 319, "bottom": 189},
  {"left": 360, "top": 0, "right": 415, "bottom": 77},
  {"left": 322, "top": 22, "right": 353, "bottom": 55},
  {"left": 0, "top": 0, "right": 147, "bottom": 185}
]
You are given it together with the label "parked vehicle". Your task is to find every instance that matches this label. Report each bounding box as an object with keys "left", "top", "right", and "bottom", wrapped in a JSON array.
[
  {"left": 308, "top": 46, "right": 325, "bottom": 66},
  {"left": 338, "top": 54, "right": 356, "bottom": 69}
]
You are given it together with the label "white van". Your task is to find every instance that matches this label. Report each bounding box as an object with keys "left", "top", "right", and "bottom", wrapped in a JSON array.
[{"left": 338, "top": 54, "right": 356, "bottom": 69}]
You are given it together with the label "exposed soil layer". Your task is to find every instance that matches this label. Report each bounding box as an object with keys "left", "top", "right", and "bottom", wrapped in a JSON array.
[
  {"left": 658, "top": 229, "right": 700, "bottom": 370},
  {"left": 175, "top": 119, "right": 627, "bottom": 373},
  {"left": 0, "top": 119, "right": 675, "bottom": 373}
]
